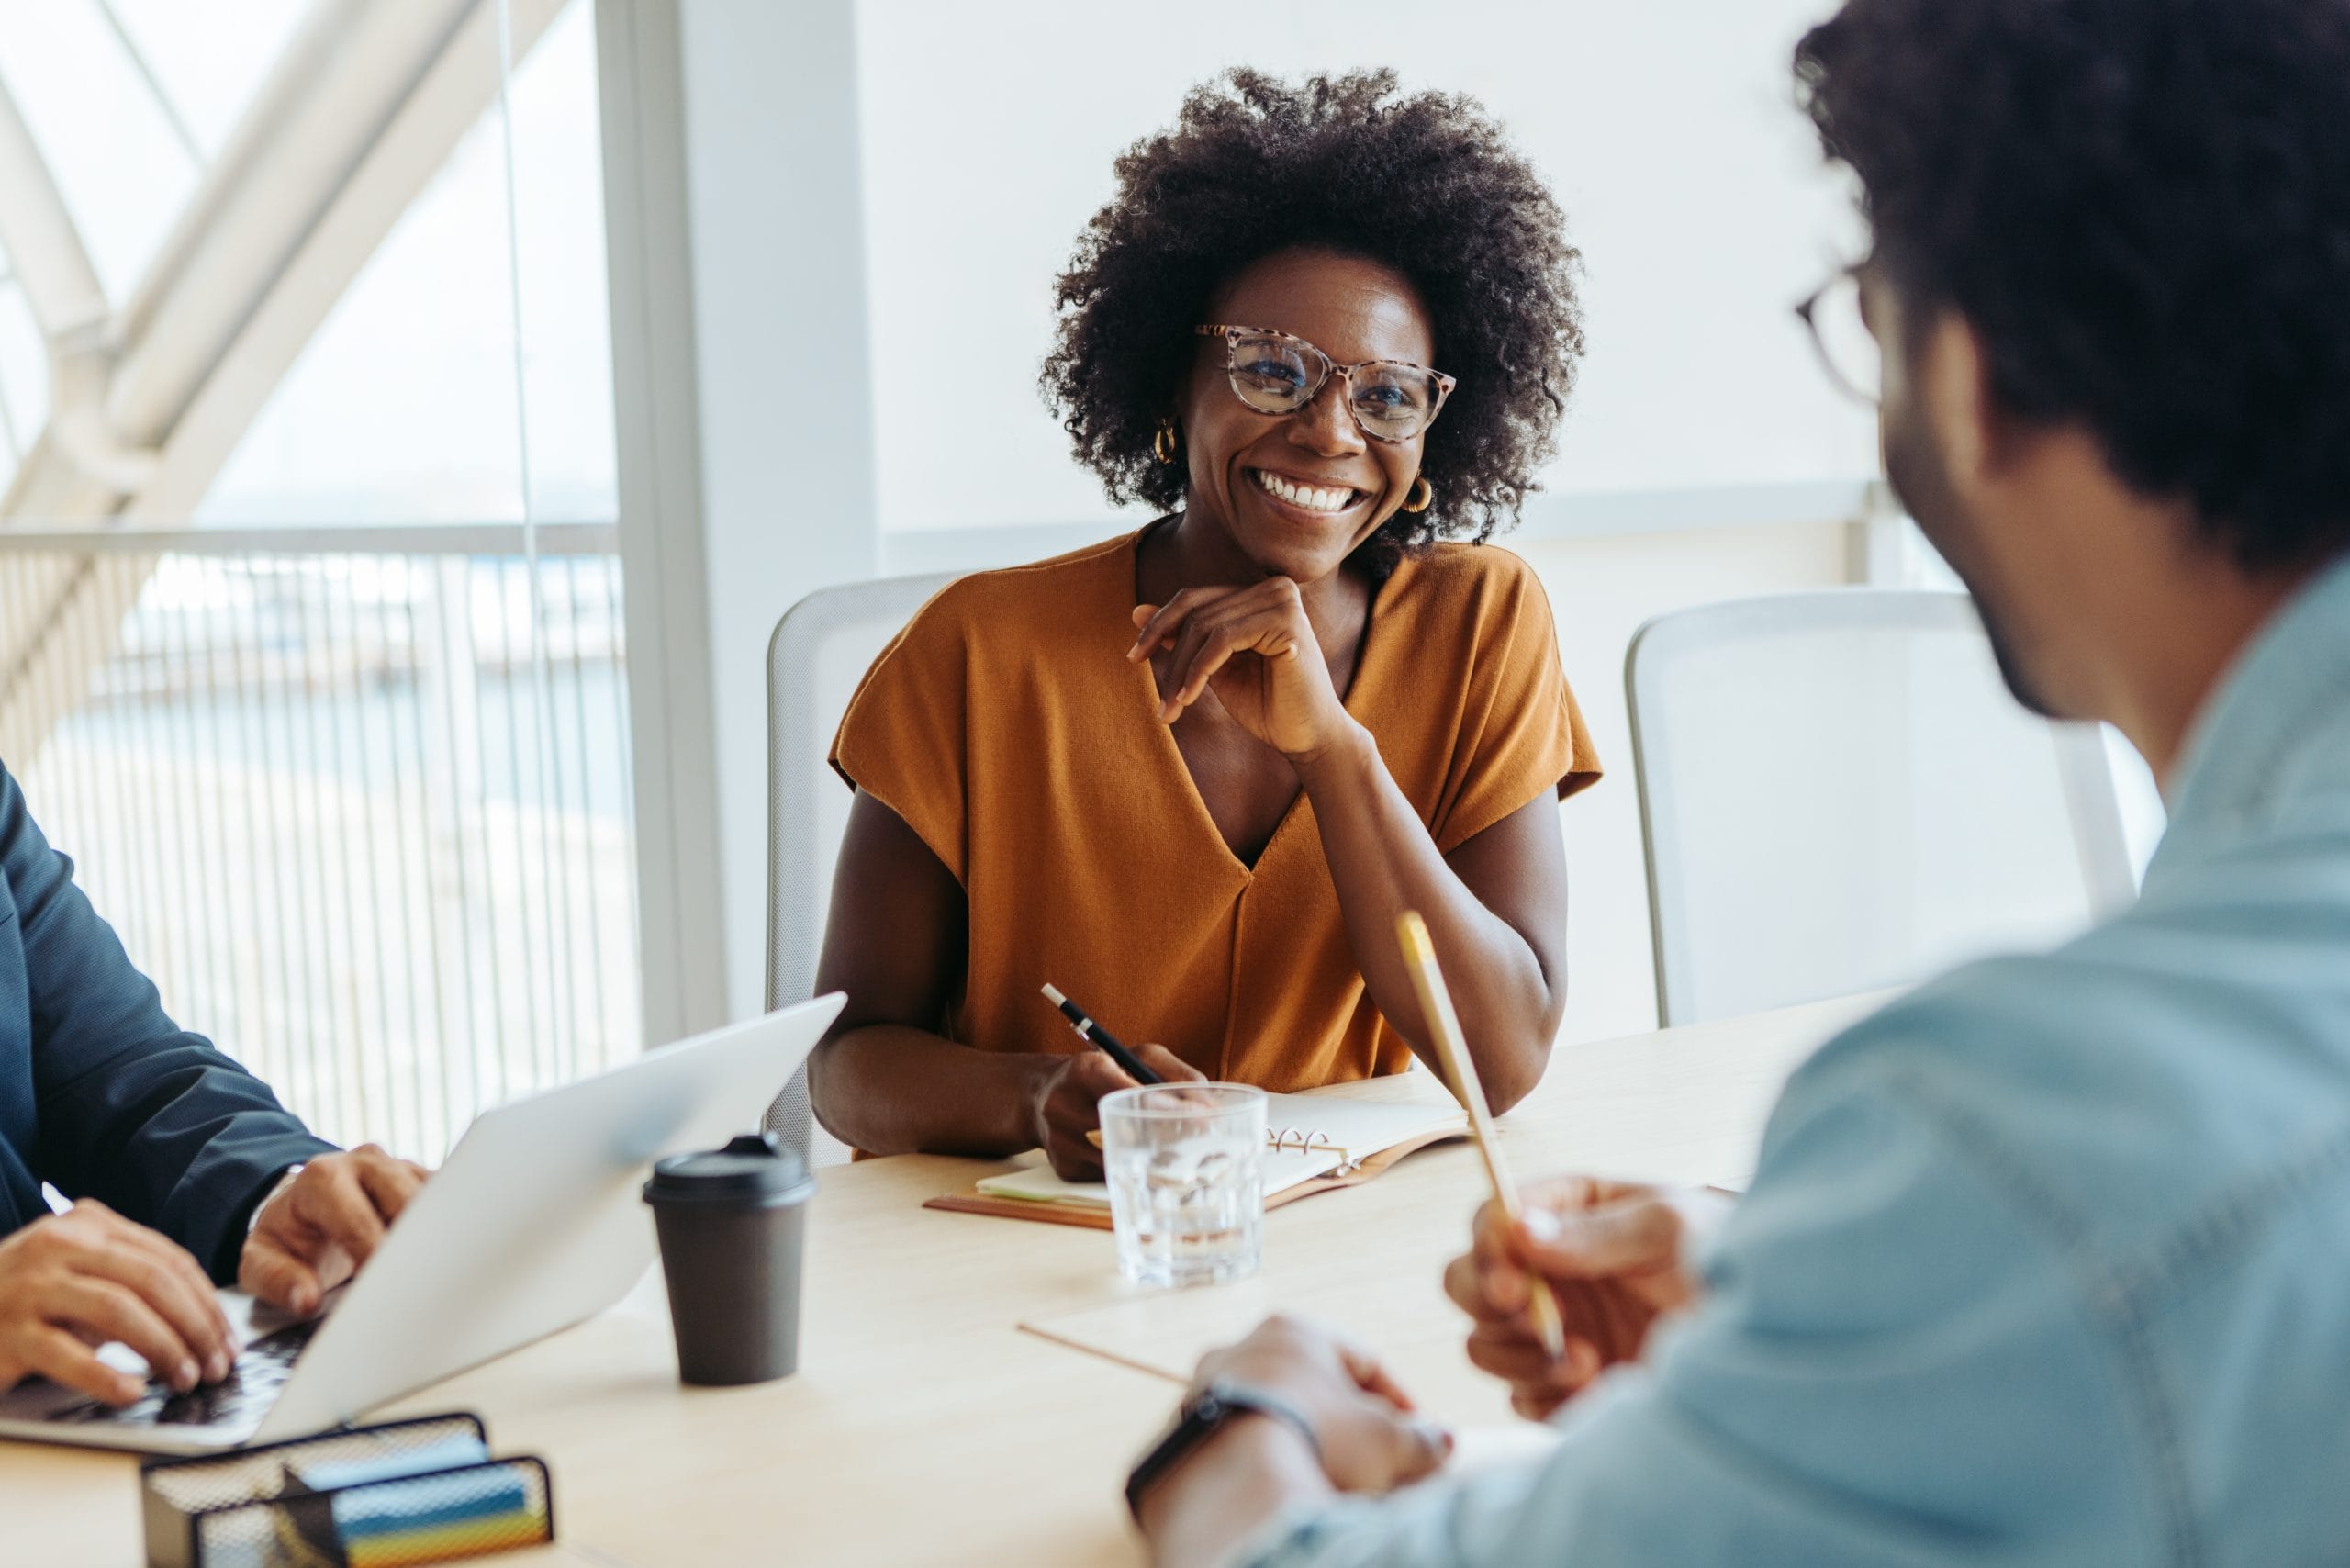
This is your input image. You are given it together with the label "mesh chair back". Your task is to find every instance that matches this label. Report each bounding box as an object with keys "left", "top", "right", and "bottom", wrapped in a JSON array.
[
  {"left": 764, "top": 573, "right": 957, "bottom": 1163},
  {"left": 1627, "top": 589, "right": 2136, "bottom": 1027}
]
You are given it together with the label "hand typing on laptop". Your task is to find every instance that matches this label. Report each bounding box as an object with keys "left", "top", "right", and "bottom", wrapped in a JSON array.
[
  {"left": 0, "top": 1197, "right": 241, "bottom": 1407},
  {"left": 1, "top": 759, "right": 435, "bottom": 1418},
  {"left": 240, "top": 1145, "right": 431, "bottom": 1317},
  {"left": 0, "top": 1147, "right": 430, "bottom": 1409},
  {"left": 0, "top": 1002, "right": 834, "bottom": 1454}
]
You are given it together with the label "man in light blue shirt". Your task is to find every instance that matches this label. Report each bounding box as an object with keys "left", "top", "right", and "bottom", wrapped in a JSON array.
[{"left": 1126, "top": 1, "right": 2350, "bottom": 1562}]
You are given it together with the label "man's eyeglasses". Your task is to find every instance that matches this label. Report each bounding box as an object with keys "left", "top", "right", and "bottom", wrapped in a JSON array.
[
  {"left": 1194, "top": 324, "right": 1457, "bottom": 443},
  {"left": 1795, "top": 266, "right": 1883, "bottom": 407}
]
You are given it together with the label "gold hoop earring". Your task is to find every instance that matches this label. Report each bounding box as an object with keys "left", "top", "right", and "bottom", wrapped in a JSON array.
[
  {"left": 1402, "top": 476, "right": 1434, "bottom": 513},
  {"left": 1153, "top": 420, "right": 1181, "bottom": 465}
]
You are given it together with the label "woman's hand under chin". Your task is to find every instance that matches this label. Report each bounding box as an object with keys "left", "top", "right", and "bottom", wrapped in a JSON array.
[{"left": 1130, "top": 580, "right": 1360, "bottom": 760}]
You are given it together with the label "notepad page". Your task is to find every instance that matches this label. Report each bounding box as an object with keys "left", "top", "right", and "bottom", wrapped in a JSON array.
[
  {"left": 972, "top": 1093, "right": 1463, "bottom": 1209},
  {"left": 974, "top": 1143, "right": 1350, "bottom": 1208}
]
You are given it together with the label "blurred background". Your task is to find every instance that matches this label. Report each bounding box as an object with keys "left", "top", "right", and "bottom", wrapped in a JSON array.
[{"left": 0, "top": 0, "right": 2160, "bottom": 1158}]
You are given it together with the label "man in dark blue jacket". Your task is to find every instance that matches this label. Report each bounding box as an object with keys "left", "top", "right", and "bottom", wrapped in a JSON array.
[{"left": 0, "top": 759, "right": 427, "bottom": 1407}]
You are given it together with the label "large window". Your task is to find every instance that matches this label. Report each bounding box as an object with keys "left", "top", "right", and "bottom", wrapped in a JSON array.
[{"left": 0, "top": 0, "right": 633, "bottom": 1158}]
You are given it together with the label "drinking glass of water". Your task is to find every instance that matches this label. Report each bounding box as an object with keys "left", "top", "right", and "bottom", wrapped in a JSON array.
[{"left": 1100, "top": 1084, "right": 1266, "bottom": 1288}]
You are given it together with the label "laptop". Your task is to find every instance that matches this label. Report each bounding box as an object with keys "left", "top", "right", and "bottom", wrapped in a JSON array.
[{"left": 0, "top": 994, "right": 843, "bottom": 1455}]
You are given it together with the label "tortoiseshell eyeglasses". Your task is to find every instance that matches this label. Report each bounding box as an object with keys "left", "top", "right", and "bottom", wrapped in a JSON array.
[{"left": 1194, "top": 324, "right": 1456, "bottom": 443}]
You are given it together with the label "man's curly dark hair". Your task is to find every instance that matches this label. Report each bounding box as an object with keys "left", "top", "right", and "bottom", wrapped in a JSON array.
[
  {"left": 1797, "top": 0, "right": 2350, "bottom": 574},
  {"left": 1042, "top": 70, "right": 1583, "bottom": 567}
]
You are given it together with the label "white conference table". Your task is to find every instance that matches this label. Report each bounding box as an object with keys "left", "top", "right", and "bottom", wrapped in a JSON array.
[{"left": 3, "top": 991, "right": 1882, "bottom": 1568}]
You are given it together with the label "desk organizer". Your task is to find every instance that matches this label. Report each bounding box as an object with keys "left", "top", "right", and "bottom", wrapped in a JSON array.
[{"left": 139, "top": 1413, "right": 554, "bottom": 1568}]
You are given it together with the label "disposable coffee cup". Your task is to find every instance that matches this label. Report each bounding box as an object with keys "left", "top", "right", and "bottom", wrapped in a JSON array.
[{"left": 642, "top": 1130, "right": 817, "bottom": 1386}]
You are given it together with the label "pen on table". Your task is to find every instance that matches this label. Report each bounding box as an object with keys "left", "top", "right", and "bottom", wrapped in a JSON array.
[
  {"left": 1393, "top": 912, "right": 1570, "bottom": 1362},
  {"left": 1040, "top": 983, "right": 1165, "bottom": 1085}
]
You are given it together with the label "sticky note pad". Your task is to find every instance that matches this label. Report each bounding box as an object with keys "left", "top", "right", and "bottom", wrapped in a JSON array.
[
  {"left": 290, "top": 1433, "right": 491, "bottom": 1495},
  {"left": 331, "top": 1465, "right": 536, "bottom": 1567}
]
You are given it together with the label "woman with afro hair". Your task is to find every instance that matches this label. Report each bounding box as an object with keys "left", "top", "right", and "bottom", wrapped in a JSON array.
[{"left": 807, "top": 70, "right": 1602, "bottom": 1176}]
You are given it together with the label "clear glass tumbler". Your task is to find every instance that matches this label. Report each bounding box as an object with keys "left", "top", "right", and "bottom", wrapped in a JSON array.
[{"left": 1100, "top": 1083, "right": 1267, "bottom": 1288}]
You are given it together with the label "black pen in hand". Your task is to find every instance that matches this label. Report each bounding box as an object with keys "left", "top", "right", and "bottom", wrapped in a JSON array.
[{"left": 1039, "top": 983, "right": 1166, "bottom": 1085}]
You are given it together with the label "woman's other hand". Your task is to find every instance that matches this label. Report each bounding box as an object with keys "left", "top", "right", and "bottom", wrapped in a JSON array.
[
  {"left": 1026, "top": 1043, "right": 1204, "bottom": 1180},
  {"left": 1130, "top": 583, "right": 1357, "bottom": 760}
]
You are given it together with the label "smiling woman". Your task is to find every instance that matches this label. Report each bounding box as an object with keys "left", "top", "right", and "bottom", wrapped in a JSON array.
[{"left": 803, "top": 70, "right": 1601, "bottom": 1176}]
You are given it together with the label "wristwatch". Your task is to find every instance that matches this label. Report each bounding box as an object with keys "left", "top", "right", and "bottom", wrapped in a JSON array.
[
  {"left": 247, "top": 1163, "right": 306, "bottom": 1236},
  {"left": 1125, "top": 1379, "right": 1324, "bottom": 1523}
]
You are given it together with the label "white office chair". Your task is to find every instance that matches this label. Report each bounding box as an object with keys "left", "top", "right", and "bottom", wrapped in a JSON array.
[
  {"left": 1626, "top": 588, "right": 2138, "bottom": 1027},
  {"left": 763, "top": 572, "right": 958, "bottom": 1165}
]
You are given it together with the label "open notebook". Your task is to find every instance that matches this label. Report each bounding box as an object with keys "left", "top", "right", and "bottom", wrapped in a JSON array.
[{"left": 924, "top": 1092, "right": 1468, "bottom": 1228}]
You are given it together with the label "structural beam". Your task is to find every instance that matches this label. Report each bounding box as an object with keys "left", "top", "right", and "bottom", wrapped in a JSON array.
[
  {"left": 0, "top": 0, "right": 565, "bottom": 767},
  {"left": 596, "top": 0, "right": 884, "bottom": 1043}
]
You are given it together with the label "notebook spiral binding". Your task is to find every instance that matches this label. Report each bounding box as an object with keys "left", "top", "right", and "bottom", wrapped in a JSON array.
[{"left": 1268, "top": 1127, "right": 1360, "bottom": 1172}]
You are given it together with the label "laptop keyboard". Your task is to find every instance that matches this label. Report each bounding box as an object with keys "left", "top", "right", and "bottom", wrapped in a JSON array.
[{"left": 51, "top": 1316, "right": 320, "bottom": 1429}]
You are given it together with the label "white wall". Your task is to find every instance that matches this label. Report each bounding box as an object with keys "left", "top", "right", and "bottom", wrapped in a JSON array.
[{"left": 855, "top": 0, "right": 1877, "bottom": 536}]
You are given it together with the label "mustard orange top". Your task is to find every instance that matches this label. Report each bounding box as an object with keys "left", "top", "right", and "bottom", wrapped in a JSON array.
[{"left": 829, "top": 527, "right": 1600, "bottom": 1092}]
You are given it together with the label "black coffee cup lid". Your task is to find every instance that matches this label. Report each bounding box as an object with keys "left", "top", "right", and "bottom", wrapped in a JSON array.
[{"left": 643, "top": 1131, "right": 815, "bottom": 1207}]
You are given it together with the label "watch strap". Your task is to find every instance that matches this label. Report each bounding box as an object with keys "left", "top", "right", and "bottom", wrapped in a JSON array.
[
  {"left": 1201, "top": 1381, "right": 1323, "bottom": 1463},
  {"left": 1125, "top": 1379, "right": 1323, "bottom": 1523},
  {"left": 246, "top": 1163, "right": 307, "bottom": 1237}
]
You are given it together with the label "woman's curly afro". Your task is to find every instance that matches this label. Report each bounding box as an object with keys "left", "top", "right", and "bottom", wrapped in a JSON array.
[{"left": 1043, "top": 70, "right": 1584, "bottom": 569}]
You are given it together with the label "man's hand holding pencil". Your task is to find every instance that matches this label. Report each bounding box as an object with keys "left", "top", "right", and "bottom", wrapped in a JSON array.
[{"left": 1444, "top": 1179, "right": 1730, "bottom": 1419}]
